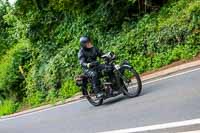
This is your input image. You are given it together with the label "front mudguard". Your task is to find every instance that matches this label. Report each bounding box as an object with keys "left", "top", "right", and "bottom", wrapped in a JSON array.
[{"left": 118, "top": 60, "right": 133, "bottom": 73}]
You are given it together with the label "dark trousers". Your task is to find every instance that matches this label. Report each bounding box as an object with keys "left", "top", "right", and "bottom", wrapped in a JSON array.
[{"left": 84, "top": 65, "right": 105, "bottom": 94}]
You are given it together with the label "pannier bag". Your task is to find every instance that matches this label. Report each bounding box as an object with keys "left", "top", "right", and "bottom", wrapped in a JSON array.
[{"left": 75, "top": 75, "right": 87, "bottom": 86}]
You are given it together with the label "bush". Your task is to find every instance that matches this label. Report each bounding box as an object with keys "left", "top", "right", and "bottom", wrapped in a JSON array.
[
  {"left": 0, "top": 100, "right": 18, "bottom": 116},
  {"left": 59, "top": 80, "right": 80, "bottom": 99},
  {"left": 25, "top": 90, "right": 46, "bottom": 107},
  {"left": 0, "top": 2, "right": 14, "bottom": 57},
  {"left": 46, "top": 89, "right": 58, "bottom": 103},
  {"left": 0, "top": 40, "right": 32, "bottom": 101}
]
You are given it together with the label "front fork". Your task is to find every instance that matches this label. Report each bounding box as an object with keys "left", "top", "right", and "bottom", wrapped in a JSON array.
[{"left": 114, "top": 63, "right": 132, "bottom": 91}]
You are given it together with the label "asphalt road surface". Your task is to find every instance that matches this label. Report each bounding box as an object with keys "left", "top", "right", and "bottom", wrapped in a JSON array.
[{"left": 1, "top": 67, "right": 200, "bottom": 133}]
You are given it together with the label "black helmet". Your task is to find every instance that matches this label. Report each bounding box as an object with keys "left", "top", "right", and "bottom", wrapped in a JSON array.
[{"left": 80, "top": 36, "right": 90, "bottom": 48}]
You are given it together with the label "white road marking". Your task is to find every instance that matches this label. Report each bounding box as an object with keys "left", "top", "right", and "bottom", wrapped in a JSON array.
[
  {"left": 129, "top": 67, "right": 200, "bottom": 88},
  {"left": 0, "top": 67, "right": 200, "bottom": 122},
  {"left": 0, "top": 99, "right": 86, "bottom": 122},
  {"left": 178, "top": 130, "right": 200, "bottom": 133},
  {"left": 142, "top": 67, "right": 200, "bottom": 85},
  {"left": 99, "top": 118, "right": 200, "bottom": 133}
]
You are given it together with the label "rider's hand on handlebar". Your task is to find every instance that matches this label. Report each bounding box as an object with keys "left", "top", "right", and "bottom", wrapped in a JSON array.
[{"left": 87, "top": 61, "right": 99, "bottom": 68}]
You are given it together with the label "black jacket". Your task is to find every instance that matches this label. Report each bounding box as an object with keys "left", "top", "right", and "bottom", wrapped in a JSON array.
[{"left": 78, "top": 47, "right": 103, "bottom": 69}]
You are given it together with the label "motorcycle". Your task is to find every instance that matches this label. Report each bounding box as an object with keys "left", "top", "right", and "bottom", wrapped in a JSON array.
[{"left": 75, "top": 52, "right": 142, "bottom": 106}]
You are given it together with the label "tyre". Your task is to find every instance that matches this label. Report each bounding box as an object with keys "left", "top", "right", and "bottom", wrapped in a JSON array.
[
  {"left": 120, "top": 66, "right": 142, "bottom": 98},
  {"left": 83, "top": 83, "right": 103, "bottom": 106}
]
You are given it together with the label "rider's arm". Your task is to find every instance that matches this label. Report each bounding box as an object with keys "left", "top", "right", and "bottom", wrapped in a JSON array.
[
  {"left": 96, "top": 47, "right": 104, "bottom": 57},
  {"left": 78, "top": 50, "right": 88, "bottom": 68}
]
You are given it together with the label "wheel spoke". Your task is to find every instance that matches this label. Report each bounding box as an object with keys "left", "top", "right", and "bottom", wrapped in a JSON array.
[
  {"left": 85, "top": 83, "right": 103, "bottom": 106},
  {"left": 121, "top": 67, "right": 142, "bottom": 97}
]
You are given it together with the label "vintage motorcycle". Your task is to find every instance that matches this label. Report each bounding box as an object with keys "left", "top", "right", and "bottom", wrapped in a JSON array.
[{"left": 75, "top": 52, "right": 142, "bottom": 106}]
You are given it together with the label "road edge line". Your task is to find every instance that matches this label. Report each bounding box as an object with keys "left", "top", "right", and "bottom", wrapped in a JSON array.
[{"left": 99, "top": 118, "right": 200, "bottom": 133}]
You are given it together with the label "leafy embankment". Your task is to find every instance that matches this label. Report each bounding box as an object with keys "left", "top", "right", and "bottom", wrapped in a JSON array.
[{"left": 0, "top": 0, "right": 199, "bottom": 116}]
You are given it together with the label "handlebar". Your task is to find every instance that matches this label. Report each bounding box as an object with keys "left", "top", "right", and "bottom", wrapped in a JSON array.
[{"left": 101, "top": 52, "right": 116, "bottom": 63}]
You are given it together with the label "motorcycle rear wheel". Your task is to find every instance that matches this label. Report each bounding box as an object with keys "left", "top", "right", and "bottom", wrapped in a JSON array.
[{"left": 83, "top": 84, "right": 103, "bottom": 106}]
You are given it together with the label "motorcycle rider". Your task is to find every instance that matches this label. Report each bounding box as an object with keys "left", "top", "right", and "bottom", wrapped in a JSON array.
[{"left": 78, "top": 36, "right": 104, "bottom": 98}]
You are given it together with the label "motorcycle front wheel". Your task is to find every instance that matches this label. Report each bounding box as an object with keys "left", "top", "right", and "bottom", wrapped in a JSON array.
[{"left": 120, "top": 66, "right": 142, "bottom": 98}]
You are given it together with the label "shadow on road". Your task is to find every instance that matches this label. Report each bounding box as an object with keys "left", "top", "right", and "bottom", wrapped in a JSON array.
[
  {"left": 100, "top": 85, "right": 156, "bottom": 106},
  {"left": 103, "top": 95, "right": 128, "bottom": 106}
]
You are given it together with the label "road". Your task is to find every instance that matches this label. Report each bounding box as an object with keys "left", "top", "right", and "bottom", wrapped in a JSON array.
[{"left": 1, "top": 67, "right": 200, "bottom": 133}]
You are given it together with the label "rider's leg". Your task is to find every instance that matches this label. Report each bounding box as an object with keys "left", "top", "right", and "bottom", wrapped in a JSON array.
[
  {"left": 85, "top": 70, "right": 101, "bottom": 94},
  {"left": 82, "top": 79, "right": 88, "bottom": 95}
]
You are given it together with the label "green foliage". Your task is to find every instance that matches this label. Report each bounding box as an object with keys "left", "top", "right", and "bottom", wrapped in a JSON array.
[
  {"left": 104, "top": 0, "right": 200, "bottom": 73},
  {"left": 58, "top": 80, "right": 80, "bottom": 99},
  {"left": 25, "top": 90, "right": 46, "bottom": 107},
  {"left": 46, "top": 89, "right": 58, "bottom": 103},
  {"left": 0, "top": 2, "right": 13, "bottom": 56},
  {"left": 0, "top": 99, "right": 18, "bottom": 116},
  {"left": 0, "top": 40, "right": 32, "bottom": 101}
]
